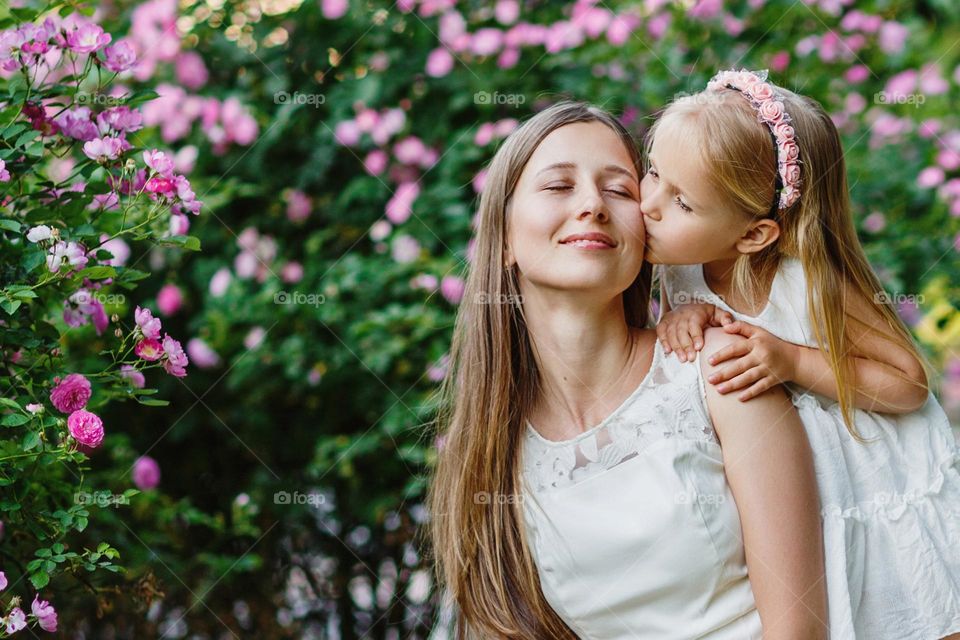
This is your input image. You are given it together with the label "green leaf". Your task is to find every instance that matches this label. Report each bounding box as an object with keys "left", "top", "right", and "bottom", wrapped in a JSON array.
[
  {"left": 75, "top": 516, "right": 88, "bottom": 531},
  {"left": 135, "top": 397, "right": 170, "bottom": 407},
  {"left": 1, "top": 298, "right": 22, "bottom": 314},
  {"left": 1, "top": 413, "right": 29, "bottom": 427},
  {"left": 0, "top": 397, "right": 21, "bottom": 411},
  {"left": 0, "top": 218, "right": 20, "bottom": 232},
  {"left": 160, "top": 235, "right": 202, "bottom": 251},
  {"left": 29, "top": 571, "right": 49, "bottom": 589},
  {"left": 76, "top": 266, "right": 117, "bottom": 280},
  {"left": 22, "top": 431, "right": 41, "bottom": 450}
]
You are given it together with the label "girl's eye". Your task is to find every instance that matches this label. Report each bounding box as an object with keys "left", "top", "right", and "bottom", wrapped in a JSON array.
[
  {"left": 674, "top": 196, "right": 692, "bottom": 213},
  {"left": 647, "top": 168, "right": 659, "bottom": 179}
]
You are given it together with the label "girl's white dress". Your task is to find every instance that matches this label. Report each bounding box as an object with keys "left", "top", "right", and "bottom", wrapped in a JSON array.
[
  {"left": 521, "top": 338, "right": 765, "bottom": 639},
  {"left": 661, "top": 258, "right": 960, "bottom": 640}
]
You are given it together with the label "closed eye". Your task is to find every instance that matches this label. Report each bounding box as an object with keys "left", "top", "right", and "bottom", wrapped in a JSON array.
[{"left": 675, "top": 196, "right": 693, "bottom": 212}]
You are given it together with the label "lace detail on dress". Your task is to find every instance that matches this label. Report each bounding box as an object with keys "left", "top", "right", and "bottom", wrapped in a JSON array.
[{"left": 522, "top": 343, "right": 720, "bottom": 493}]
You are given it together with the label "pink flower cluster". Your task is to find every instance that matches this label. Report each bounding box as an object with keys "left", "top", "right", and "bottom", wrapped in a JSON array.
[
  {"left": 140, "top": 84, "right": 258, "bottom": 154},
  {"left": 133, "top": 306, "right": 189, "bottom": 377},
  {"left": 49, "top": 374, "right": 106, "bottom": 451},
  {"left": 706, "top": 68, "right": 802, "bottom": 209},
  {"left": 0, "top": 591, "right": 57, "bottom": 633}
]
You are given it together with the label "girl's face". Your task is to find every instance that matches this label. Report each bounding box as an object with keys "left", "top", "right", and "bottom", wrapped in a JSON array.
[
  {"left": 506, "top": 121, "right": 644, "bottom": 297},
  {"left": 640, "top": 119, "right": 749, "bottom": 265}
]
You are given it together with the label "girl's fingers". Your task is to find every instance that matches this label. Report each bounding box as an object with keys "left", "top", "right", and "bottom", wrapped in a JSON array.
[
  {"left": 688, "top": 320, "right": 704, "bottom": 359},
  {"left": 668, "top": 323, "right": 685, "bottom": 361},
  {"left": 738, "top": 378, "right": 775, "bottom": 402},
  {"left": 708, "top": 357, "right": 752, "bottom": 384},
  {"left": 707, "top": 341, "right": 750, "bottom": 366},
  {"left": 716, "top": 367, "right": 763, "bottom": 394},
  {"left": 656, "top": 322, "right": 670, "bottom": 353}
]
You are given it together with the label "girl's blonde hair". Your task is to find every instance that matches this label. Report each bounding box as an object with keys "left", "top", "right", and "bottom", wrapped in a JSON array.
[
  {"left": 425, "top": 101, "right": 653, "bottom": 638},
  {"left": 645, "top": 85, "right": 930, "bottom": 440}
]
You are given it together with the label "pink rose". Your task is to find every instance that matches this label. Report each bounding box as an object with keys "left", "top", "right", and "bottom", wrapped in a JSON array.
[
  {"left": 162, "top": 334, "right": 189, "bottom": 377},
  {"left": 758, "top": 99, "right": 785, "bottom": 123},
  {"left": 132, "top": 456, "right": 161, "bottom": 490},
  {"left": 49, "top": 374, "right": 91, "bottom": 413},
  {"left": 779, "top": 141, "right": 800, "bottom": 162},
  {"left": 745, "top": 81, "right": 774, "bottom": 102},
  {"left": 156, "top": 284, "right": 183, "bottom": 316},
  {"left": 67, "top": 409, "right": 104, "bottom": 449},
  {"left": 31, "top": 594, "right": 57, "bottom": 632},
  {"left": 135, "top": 338, "right": 163, "bottom": 361},
  {"left": 135, "top": 306, "right": 162, "bottom": 339},
  {"left": 773, "top": 121, "right": 795, "bottom": 142},
  {"left": 783, "top": 163, "right": 801, "bottom": 185}
]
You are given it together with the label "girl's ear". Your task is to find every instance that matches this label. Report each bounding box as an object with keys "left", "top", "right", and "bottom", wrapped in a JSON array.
[{"left": 735, "top": 219, "right": 781, "bottom": 255}]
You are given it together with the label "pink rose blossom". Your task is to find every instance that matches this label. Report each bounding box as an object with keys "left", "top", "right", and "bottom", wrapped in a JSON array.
[
  {"left": 133, "top": 456, "right": 161, "bottom": 490},
  {"left": 322, "top": 0, "right": 349, "bottom": 19},
  {"left": 4, "top": 607, "right": 25, "bottom": 633},
  {"left": 917, "top": 166, "right": 945, "bottom": 188},
  {"left": 66, "top": 22, "right": 111, "bottom": 54},
  {"left": 0, "top": 571, "right": 6, "bottom": 590},
  {"left": 135, "top": 306, "right": 162, "bottom": 339},
  {"left": 863, "top": 212, "right": 886, "bottom": 233},
  {"left": 50, "top": 373, "right": 91, "bottom": 413},
  {"left": 426, "top": 48, "right": 454, "bottom": 77},
  {"left": 102, "top": 40, "right": 136, "bottom": 72},
  {"left": 391, "top": 234, "right": 421, "bottom": 264},
  {"left": 68, "top": 409, "right": 104, "bottom": 448},
  {"left": 143, "top": 149, "right": 174, "bottom": 178},
  {"left": 758, "top": 99, "right": 785, "bottom": 123},
  {"left": 844, "top": 65, "right": 870, "bottom": 84},
  {"left": 782, "top": 163, "right": 801, "bottom": 185},
  {"left": 364, "top": 150, "right": 388, "bottom": 176},
  {"left": 440, "top": 275, "right": 465, "bottom": 304},
  {"left": 157, "top": 284, "right": 183, "bottom": 316},
  {"left": 209, "top": 268, "right": 232, "bottom": 297},
  {"left": 162, "top": 334, "right": 189, "bottom": 377},
  {"left": 82, "top": 137, "right": 123, "bottom": 162},
  {"left": 31, "top": 594, "right": 57, "bottom": 632},
  {"left": 244, "top": 326, "right": 266, "bottom": 350},
  {"left": 334, "top": 120, "right": 361, "bottom": 146},
  {"left": 281, "top": 261, "right": 304, "bottom": 283},
  {"left": 285, "top": 189, "right": 312, "bottom": 222},
  {"left": 120, "top": 364, "right": 146, "bottom": 388},
  {"left": 186, "top": 338, "right": 220, "bottom": 368},
  {"left": 135, "top": 338, "right": 163, "bottom": 361}
]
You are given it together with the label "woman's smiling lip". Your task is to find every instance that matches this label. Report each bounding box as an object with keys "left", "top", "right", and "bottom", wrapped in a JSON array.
[{"left": 559, "top": 231, "right": 617, "bottom": 247}]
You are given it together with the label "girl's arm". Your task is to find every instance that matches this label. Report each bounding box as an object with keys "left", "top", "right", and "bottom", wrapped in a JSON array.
[
  {"left": 789, "top": 281, "right": 928, "bottom": 413},
  {"left": 701, "top": 328, "right": 828, "bottom": 640}
]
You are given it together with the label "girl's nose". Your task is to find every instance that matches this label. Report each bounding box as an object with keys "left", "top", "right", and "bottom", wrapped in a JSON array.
[{"left": 640, "top": 198, "right": 660, "bottom": 221}]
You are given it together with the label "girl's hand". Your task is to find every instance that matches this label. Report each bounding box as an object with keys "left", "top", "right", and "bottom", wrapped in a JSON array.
[
  {"left": 657, "top": 303, "right": 735, "bottom": 362},
  {"left": 706, "top": 320, "right": 798, "bottom": 401}
]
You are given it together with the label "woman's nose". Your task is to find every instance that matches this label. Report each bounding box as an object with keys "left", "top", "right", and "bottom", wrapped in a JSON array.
[{"left": 577, "top": 189, "right": 607, "bottom": 220}]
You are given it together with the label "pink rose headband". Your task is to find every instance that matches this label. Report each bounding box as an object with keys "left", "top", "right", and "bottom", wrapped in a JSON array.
[{"left": 706, "top": 68, "right": 802, "bottom": 211}]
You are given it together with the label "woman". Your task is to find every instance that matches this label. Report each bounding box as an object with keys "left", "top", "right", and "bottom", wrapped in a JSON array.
[{"left": 427, "top": 101, "right": 827, "bottom": 639}]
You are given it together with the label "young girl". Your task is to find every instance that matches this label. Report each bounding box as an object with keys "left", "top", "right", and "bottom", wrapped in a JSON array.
[{"left": 642, "top": 68, "right": 960, "bottom": 640}]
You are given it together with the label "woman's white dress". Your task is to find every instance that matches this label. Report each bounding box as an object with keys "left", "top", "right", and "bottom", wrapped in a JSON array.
[
  {"left": 520, "top": 338, "right": 765, "bottom": 639},
  {"left": 660, "top": 258, "right": 960, "bottom": 640}
]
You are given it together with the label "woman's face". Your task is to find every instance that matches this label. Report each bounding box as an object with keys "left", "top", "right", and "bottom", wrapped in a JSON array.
[{"left": 505, "top": 121, "right": 645, "bottom": 298}]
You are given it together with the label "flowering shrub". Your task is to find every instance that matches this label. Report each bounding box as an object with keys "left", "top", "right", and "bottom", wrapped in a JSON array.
[{"left": 0, "top": 4, "right": 207, "bottom": 634}]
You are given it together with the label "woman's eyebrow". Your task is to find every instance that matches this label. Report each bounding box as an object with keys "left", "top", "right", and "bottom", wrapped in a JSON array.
[{"left": 536, "top": 162, "right": 638, "bottom": 183}]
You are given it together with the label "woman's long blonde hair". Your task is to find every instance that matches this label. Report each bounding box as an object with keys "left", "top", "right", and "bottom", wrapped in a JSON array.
[
  {"left": 425, "top": 101, "right": 653, "bottom": 638},
  {"left": 646, "top": 84, "right": 930, "bottom": 440}
]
